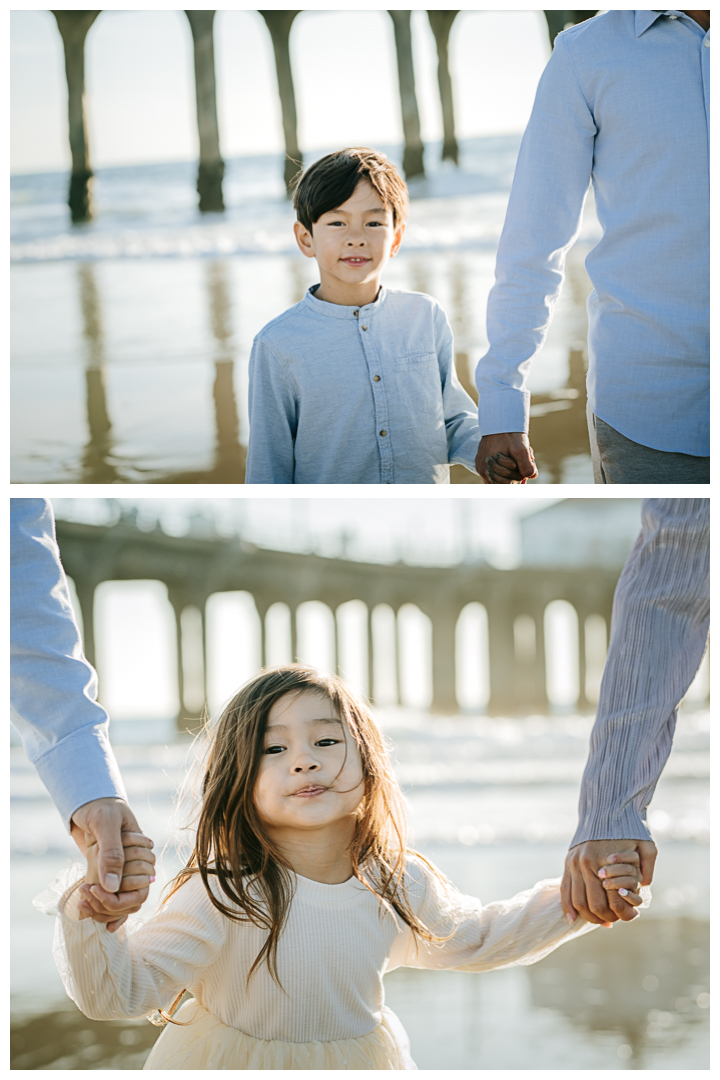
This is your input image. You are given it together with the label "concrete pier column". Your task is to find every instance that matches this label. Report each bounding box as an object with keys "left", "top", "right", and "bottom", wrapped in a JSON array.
[
  {"left": 395, "top": 608, "right": 403, "bottom": 706},
  {"left": 530, "top": 605, "right": 549, "bottom": 712},
  {"left": 51, "top": 11, "right": 100, "bottom": 222},
  {"left": 367, "top": 608, "right": 375, "bottom": 703},
  {"left": 427, "top": 11, "right": 460, "bottom": 164},
  {"left": 75, "top": 581, "right": 97, "bottom": 671},
  {"left": 575, "top": 607, "right": 590, "bottom": 712},
  {"left": 430, "top": 608, "right": 458, "bottom": 714},
  {"left": 168, "top": 595, "right": 187, "bottom": 730},
  {"left": 544, "top": 10, "right": 598, "bottom": 48},
  {"left": 259, "top": 11, "right": 303, "bottom": 193},
  {"left": 185, "top": 11, "right": 225, "bottom": 212},
  {"left": 255, "top": 599, "right": 269, "bottom": 669},
  {"left": 388, "top": 11, "right": 425, "bottom": 178},
  {"left": 289, "top": 606, "right": 298, "bottom": 663},
  {"left": 486, "top": 598, "right": 518, "bottom": 715}
]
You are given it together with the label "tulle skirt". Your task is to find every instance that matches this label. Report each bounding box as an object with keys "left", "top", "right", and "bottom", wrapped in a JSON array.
[{"left": 143, "top": 999, "right": 417, "bottom": 1070}]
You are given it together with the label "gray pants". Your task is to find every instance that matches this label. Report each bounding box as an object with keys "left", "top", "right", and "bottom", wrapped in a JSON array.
[{"left": 587, "top": 405, "right": 709, "bottom": 484}]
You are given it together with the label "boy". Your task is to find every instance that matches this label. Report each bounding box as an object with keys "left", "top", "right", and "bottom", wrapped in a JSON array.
[{"left": 245, "top": 147, "right": 481, "bottom": 484}]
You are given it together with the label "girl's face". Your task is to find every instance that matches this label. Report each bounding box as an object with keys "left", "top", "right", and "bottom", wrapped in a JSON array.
[{"left": 254, "top": 691, "right": 365, "bottom": 834}]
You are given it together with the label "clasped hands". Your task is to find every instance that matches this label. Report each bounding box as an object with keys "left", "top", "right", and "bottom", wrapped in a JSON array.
[
  {"left": 561, "top": 839, "right": 658, "bottom": 927},
  {"left": 70, "top": 797, "right": 156, "bottom": 933},
  {"left": 475, "top": 433, "right": 538, "bottom": 484}
]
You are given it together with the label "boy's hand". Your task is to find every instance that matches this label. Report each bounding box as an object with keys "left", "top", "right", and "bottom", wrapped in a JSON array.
[
  {"left": 78, "top": 832, "right": 156, "bottom": 933},
  {"left": 475, "top": 433, "right": 538, "bottom": 483},
  {"left": 561, "top": 840, "right": 657, "bottom": 927}
]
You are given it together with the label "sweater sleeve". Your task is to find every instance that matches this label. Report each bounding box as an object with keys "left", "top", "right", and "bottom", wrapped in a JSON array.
[
  {"left": 570, "top": 498, "right": 710, "bottom": 846},
  {"left": 246, "top": 337, "right": 298, "bottom": 484},
  {"left": 35, "top": 866, "right": 227, "bottom": 1021},
  {"left": 388, "top": 861, "right": 597, "bottom": 974}
]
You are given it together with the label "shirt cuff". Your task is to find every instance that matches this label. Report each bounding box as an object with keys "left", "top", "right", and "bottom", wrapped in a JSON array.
[
  {"left": 476, "top": 389, "right": 531, "bottom": 436},
  {"left": 569, "top": 807, "right": 654, "bottom": 848},
  {"left": 31, "top": 726, "right": 128, "bottom": 832}
]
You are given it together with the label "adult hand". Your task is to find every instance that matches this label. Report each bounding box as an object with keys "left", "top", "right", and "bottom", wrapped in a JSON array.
[
  {"left": 70, "top": 797, "right": 155, "bottom": 932},
  {"left": 79, "top": 832, "right": 155, "bottom": 933},
  {"left": 475, "top": 433, "right": 538, "bottom": 484},
  {"left": 561, "top": 839, "right": 658, "bottom": 926}
]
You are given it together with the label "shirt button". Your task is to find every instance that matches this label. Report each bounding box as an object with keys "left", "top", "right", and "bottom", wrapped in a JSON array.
[
  {"left": 361, "top": 324, "right": 368, "bottom": 331},
  {"left": 668, "top": 14, "right": 677, "bottom": 18},
  {"left": 379, "top": 430, "right": 387, "bottom": 437},
  {"left": 373, "top": 375, "right": 381, "bottom": 382},
  {"left": 704, "top": 38, "right": 710, "bottom": 46},
  {"left": 353, "top": 310, "right": 359, "bottom": 316}
]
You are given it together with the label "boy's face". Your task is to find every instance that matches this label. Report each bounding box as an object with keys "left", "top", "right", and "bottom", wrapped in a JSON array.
[{"left": 294, "top": 179, "right": 405, "bottom": 306}]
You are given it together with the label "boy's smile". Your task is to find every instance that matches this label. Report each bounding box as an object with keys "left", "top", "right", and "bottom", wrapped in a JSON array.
[{"left": 294, "top": 179, "right": 405, "bottom": 307}]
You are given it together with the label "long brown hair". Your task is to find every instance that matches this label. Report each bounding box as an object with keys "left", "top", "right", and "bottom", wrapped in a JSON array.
[{"left": 165, "top": 664, "right": 450, "bottom": 985}]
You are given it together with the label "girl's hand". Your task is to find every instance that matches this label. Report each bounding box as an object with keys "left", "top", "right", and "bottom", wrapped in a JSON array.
[
  {"left": 597, "top": 850, "right": 643, "bottom": 909},
  {"left": 78, "top": 832, "right": 156, "bottom": 932}
]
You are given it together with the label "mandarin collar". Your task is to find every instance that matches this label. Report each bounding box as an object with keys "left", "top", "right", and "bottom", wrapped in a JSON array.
[{"left": 303, "top": 284, "right": 388, "bottom": 320}]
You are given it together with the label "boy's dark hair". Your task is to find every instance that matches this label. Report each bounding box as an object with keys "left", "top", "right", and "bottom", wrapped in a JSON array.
[{"left": 292, "top": 147, "right": 409, "bottom": 233}]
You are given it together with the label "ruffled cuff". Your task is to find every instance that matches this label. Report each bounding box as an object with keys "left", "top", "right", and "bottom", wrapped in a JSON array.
[{"left": 33, "top": 861, "right": 87, "bottom": 921}]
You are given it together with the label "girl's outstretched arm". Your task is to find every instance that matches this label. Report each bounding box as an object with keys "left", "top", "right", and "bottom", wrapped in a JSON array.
[
  {"left": 35, "top": 866, "right": 227, "bottom": 1021},
  {"left": 388, "top": 860, "right": 601, "bottom": 975}
]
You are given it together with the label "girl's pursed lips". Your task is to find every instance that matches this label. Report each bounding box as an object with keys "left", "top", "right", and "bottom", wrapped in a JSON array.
[{"left": 291, "top": 785, "right": 328, "bottom": 797}]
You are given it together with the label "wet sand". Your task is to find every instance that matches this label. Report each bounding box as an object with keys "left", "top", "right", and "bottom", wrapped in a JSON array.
[{"left": 10, "top": 244, "right": 595, "bottom": 485}]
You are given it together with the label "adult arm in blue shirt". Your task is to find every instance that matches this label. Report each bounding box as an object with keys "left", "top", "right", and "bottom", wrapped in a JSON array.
[
  {"left": 246, "top": 337, "right": 297, "bottom": 484},
  {"left": 474, "top": 32, "right": 596, "bottom": 483},
  {"left": 11, "top": 499, "right": 154, "bottom": 929}
]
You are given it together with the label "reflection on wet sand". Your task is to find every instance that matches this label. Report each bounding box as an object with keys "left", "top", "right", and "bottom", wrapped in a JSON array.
[
  {"left": 152, "top": 259, "right": 245, "bottom": 483},
  {"left": 13, "top": 243, "right": 599, "bottom": 484},
  {"left": 528, "top": 917, "right": 710, "bottom": 1066},
  {"left": 77, "top": 263, "right": 123, "bottom": 483}
]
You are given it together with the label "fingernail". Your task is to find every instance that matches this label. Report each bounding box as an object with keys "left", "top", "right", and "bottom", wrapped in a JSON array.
[
  {"left": 150, "top": 876, "right": 156, "bottom": 883},
  {"left": 565, "top": 912, "right": 575, "bottom": 924},
  {"left": 598, "top": 868, "right": 607, "bottom": 878},
  {"left": 619, "top": 888, "right": 629, "bottom": 896},
  {"left": 104, "top": 874, "right": 120, "bottom": 892}
]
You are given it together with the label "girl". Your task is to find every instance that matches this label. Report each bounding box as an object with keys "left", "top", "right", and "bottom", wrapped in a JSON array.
[{"left": 38, "top": 665, "right": 643, "bottom": 1070}]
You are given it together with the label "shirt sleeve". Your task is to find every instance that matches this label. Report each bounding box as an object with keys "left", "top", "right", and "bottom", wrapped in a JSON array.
[
  {"left": 10, "top": 499, "right": 127, "bottom": 830},
  {"left": 475, "top": 33, "right": 596, "bottom": 435},
  {"left": 388, "top": 861, "right": 595, "bottom": 973},
  {"left": 35, "top": 866, "right": 227, "bottom": 1021},
  {"left": 246, "top": 337, "right": 298, "bottom": 484},
  {"left": 571, "top": 498, "right": 710, "bottom": 847},
  {"left": 435, "top": 305, "right": 482, "bottom": 473}
]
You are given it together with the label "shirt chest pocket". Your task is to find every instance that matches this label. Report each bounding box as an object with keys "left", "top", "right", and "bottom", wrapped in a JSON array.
[{"left": 392, "top": 352, "right": 443, "bottom": 417}]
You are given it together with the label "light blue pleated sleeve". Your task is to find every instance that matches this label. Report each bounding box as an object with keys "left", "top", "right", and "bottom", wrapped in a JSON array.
[{"left": 476, "top": 33, "right": 595, "bottom": 436}]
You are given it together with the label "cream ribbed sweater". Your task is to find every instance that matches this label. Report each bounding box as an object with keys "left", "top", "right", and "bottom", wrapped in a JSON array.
[{"left": 38, "top": 858, "right": 594, "bottom": 1043}]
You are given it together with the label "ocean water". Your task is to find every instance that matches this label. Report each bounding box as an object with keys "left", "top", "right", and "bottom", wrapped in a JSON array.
[
  {"left": 11, "top": 137, "right": 600, "bottom": 484},
  {"left": 11, "top": 706, "right": 709, "bottom": 1069}
]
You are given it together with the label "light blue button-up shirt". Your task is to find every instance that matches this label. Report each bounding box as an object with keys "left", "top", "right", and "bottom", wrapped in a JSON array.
[
  {"left": 11, "top": 499, "right": 127, "bottom": 828},
  {"left": 476, "top": 10, "right": 709, "bottom": 457},
  {"left": 246, "top": 286, "right": 481, "bottom": 484}
]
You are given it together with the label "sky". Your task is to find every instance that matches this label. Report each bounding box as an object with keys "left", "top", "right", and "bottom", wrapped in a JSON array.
[
  {"left": 52, "top": 495, "right": 561, "bottom": 570},
  {"left": 11, "top": 7, "right": 553, "bottom": 173}
]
